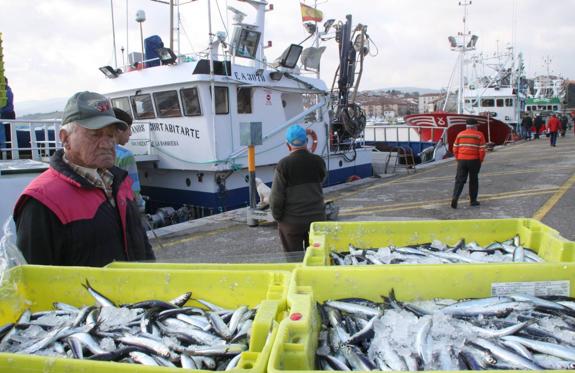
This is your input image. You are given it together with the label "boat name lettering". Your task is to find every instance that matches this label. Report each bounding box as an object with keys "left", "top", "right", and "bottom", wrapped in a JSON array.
[
  {"left": 131, "top": 124, "right": 146, "bottom": 134},
  {"left": 148, "top": 122, "right": 200, "bottom": 139},
  {"left": 233, "top": 72, "right": 266, "bottom": 83},
  {"left": 131, "top": 140, "right": 180, "bottom": 147}
]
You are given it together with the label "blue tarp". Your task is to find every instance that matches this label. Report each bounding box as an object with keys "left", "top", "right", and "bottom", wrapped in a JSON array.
[{"left": 144, "top": 35, "right": 164, "bottom": 68}]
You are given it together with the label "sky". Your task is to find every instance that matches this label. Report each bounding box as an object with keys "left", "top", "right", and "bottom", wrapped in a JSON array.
[{"left": 1, "top": 0, "right": 574, "bottom": 110}]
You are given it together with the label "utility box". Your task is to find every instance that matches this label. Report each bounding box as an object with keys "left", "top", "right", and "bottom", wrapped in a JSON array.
[
  {"left": 128, "top": 51, "right": 143, "bottom": 65},
  {"left": 240, "top": 121, "right": 263, "bottom": 146}
]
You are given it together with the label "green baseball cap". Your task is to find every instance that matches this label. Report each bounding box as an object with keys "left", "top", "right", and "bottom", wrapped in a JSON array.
[{"left": 62, "top": 91, "right": 127, "bottom": 130}]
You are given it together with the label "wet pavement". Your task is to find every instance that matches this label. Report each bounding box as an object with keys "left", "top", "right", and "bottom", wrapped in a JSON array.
[{"left": 149, "top": 130, "right": 575, "bottom": 263}]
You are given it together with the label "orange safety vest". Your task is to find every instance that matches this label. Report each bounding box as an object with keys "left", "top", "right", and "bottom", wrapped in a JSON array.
[{"left": 453, "top": 129, "right": 486, "bottom": 162}]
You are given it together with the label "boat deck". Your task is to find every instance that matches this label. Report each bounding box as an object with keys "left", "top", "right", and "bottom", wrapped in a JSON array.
[{"left": 148, "top": 131, "right": 575, "bottom": 263}]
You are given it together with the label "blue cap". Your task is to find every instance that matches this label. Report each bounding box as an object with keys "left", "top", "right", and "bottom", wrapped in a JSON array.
[{"left": 285, "top": 124, "right": 308, "bottom": 147}]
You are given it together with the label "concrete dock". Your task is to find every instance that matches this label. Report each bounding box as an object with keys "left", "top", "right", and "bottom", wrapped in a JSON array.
[{"left": 148, "top": 131, "right": 575, "bottom": 264}]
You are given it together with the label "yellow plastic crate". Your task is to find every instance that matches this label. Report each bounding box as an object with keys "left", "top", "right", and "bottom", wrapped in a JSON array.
[
  {"left": 0, "top": 265, "right": 290, "bottom": 373},
  {"left": 304, "top": 218, "right": 575, "bottom": 266},
  {"left": 106, "top": 262, "right": 300, "bottom": 272},
  {"left": 268, "top": 264, "right": 575, "bottom": 373}
]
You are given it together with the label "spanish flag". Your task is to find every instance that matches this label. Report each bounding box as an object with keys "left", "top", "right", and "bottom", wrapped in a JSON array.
[{"left": 300, "top": 3, "right": 323, "bottom": 22}]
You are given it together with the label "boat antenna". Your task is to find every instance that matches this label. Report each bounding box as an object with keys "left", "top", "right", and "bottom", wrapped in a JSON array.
[
  {"left": 110, "top": 0, "right": 119, "bottom": 68},
  {"left": 126, "top": 0, "right": 129, "bottom": 66}
]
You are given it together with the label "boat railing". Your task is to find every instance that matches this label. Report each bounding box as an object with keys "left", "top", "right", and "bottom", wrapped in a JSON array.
[
  {"left": 0, "top": 120, "right": 63, "bottom": 161},
  {"left": 363, "top": 124, "right": 446, "bottom": 153}
]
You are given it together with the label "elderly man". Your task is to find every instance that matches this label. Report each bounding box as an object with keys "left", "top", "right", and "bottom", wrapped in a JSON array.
[
  {"left": 451, "top": 118, "right": 486, "bottom": 209},
  {"left": 270, "top": 124, "right": 326, "bottom": 252},
  {"left": 14, "top": 91, "right": 155, "bottom": 266}
]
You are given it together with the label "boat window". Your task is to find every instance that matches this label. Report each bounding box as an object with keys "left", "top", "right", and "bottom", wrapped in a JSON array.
[
  {"left": 526, "top": 106, "right": 532, "bottom": 111},
  {"left": 481, "top": 99, "right": 495, "bottom": 107},
  {"left": 209, "top": 86, "right": 229, "bottom": 115},
  {"left": 111, "top": 97, "right": 133, "bottom": 117},
  {"left": 552, "top": 105, "right": 558, "bottom": 111},
  {"left": 131, "top": 94, "right": 156, "bottom": 119},
  {"left": 237, "top": 87, "right": 252, "bottom": 114},
  {"left": 505, "top": 98, "right": 513, "bottom": 107},
  {"left": 181, "top": 87, "right": 202, "bottom": 116},
  {"left": 233, "top": 28, "right": 261, "bottom": 60},
  {"left": 496, "top": 99, "right": 504, "bottom": 107},
  {"left": 153, "top": 90, "right": 181, "bottom": 118}
]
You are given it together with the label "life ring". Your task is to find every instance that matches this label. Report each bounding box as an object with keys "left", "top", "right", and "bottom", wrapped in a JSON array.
[{"left": 306, "top": 128, "right": 318, "bottom": 153}]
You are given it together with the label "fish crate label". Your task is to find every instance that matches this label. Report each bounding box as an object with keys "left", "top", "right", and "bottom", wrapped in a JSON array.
[{"left": 491, "top": 280, "right": 570, "bottom": 296}]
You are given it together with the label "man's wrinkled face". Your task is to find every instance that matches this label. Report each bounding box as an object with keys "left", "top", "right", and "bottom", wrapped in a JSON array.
[{"left": 61, "top": 124, "right": 118, "bottom": 169}]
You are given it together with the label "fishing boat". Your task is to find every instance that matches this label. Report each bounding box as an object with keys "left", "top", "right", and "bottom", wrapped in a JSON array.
[
  {"left": 98, "top": 1, "right": 373, "bottom": 216},
  {"left": 405, "top": 1, "right": 513, "bottom": 151},
  {"left": 525, "top": 73, "right": 565, "bottom": 116}
]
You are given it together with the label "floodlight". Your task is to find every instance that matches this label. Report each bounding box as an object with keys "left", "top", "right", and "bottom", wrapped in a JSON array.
[
  {"left": 157, "top": 47, "right": 178, "bottom": 65},
  {"left": 270, "top": 71, "right": 283, "bottom": 81},
  {"left": 323, "top": 19, "right": 335, "bottom": 33},
  {"left": 278, "top": 44, "right": 303, "bottom": 69},
  {"left": 448, "top": 36, "right": 458, "bottom": 48},
  {"left": 99, "top": 65, "right": 121, "bottom": 79},
  {"left": 467, "top": 35, "right": 478, "bottom": 49}
]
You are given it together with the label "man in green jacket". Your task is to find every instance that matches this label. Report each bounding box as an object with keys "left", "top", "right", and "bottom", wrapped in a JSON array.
[{"left": 270, "top": 124, "right": 326, "bottom": 252}]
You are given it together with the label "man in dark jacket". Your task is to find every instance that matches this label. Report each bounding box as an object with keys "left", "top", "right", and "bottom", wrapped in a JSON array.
[
  {"left": 520, "top": 113, "right": 533, "bottom": 140},
  {"left": 270, "top": 124, "right": 326, "bottom": 252},
  {"left": 14, "top": 91, "right": 155, "bottom": 266},
  {"left": 533, "top": 114, "right": 544, "bottom": 139}
]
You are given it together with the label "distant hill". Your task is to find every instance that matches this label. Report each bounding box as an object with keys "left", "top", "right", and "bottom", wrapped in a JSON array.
[
  {"left": 20, "top": 111, "right": 63, "bottom": 120},
  {"left": 15, "top": 97, "right": 67, "bottom": 118},
  {"left": 383, "top": 87, "right": 443, "bottom": 95}
]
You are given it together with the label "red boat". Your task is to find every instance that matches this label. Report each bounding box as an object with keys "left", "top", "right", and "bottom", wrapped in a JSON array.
[{"left": 404, "top": 112, "right": 513, "bottom": 152}]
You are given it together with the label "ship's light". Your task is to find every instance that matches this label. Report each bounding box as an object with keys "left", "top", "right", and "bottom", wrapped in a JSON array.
[
  {"left": 99, "top": 66, "right": 121, "bottom": 79},
  {"left": 157, "top": 48, "right": 178, "bottom": 65}
]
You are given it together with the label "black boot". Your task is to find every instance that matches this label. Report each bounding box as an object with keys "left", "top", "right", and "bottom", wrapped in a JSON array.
[
  {"left": 470, "top": 201, "right": 480, "bottom": 207},
  {"left": 451, "top": 199, "right": 458, "bottom": 209}
]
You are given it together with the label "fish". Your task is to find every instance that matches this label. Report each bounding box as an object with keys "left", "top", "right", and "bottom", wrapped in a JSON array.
[
  {"left": 0, "top": 281, "right": 258, "bottom": 370},
  {"left": 331, "top": 236, "right": 545, "bottom": 265}
]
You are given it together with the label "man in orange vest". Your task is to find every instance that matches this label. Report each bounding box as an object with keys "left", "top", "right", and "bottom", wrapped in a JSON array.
[{"left": 451, "top": 119, "right": 486, "bottom": 209}]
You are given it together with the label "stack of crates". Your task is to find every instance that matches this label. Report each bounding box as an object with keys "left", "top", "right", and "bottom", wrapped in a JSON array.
[
  {"left": 0, "top": 265, "right": 290, "bottom": 373},
  {"left": 269, "top": 218, "right": 575, "bottom": 373},
  {"left": 1, "top": 218, "right": 575, "bottom": 372}
]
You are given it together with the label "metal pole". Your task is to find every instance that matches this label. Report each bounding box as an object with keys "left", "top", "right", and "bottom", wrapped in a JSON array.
[
  {"left": 139, "top": 22, "right": 144, "bottom": 65},
  {"left": 169, "top": 0, "right": 174, "bottom": 50},
  {"left": 110, "top": 0, "right": 118, "bottom": 68},
  {"left": 126, "top": 0, "right": 129, "bottom": 58},
  {"left": 247, "top": 145, "right": 258, "bottom": 227}
]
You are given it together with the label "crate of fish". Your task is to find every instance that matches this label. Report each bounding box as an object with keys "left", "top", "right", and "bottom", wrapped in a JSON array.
[
  {"left": 268, "top": 264, "right": 575, "bottom": 372},
  {"left": 106, "top": 262, "right": 300, "bottom": 272},
  {"left": 0, "top": 265, "right": 290, "bottom": 373},
  {"left": 303, "top": 218, "right": 575, "bottom": 266}
]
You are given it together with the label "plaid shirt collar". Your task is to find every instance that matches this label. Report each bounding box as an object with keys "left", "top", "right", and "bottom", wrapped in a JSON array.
[{"left": 63, "top": 154, "right": 115, "bottom": 206}]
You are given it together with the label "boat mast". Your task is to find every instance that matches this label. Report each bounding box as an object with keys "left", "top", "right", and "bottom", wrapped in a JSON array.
[
  {"left": 457, "top": 0, "right": 471, "bottom": 114},
  {"left": 110, "top": 0, "right": 119, "bottom": 68}
]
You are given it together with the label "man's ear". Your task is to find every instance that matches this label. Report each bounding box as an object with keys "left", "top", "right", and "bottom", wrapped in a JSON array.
[{"left": 59, "top": 129, "right": 69, "bottom": 149}]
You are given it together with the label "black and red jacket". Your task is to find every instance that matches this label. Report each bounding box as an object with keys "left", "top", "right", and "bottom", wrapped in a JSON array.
[{"left": 13, "top": 150, "right": 155, "bottom": 267}]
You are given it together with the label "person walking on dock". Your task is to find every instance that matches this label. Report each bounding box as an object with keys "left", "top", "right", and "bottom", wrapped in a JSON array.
[
  {"left": 451, "top": 119, "right": 486, "bottom": 209},
  {"left": 546, "top": 113, "right": 561, "bottom": 147},
  {"left": 533, "top": 114, "right": 544, "bottom": 139},
  {"left": 13, "top": 91, "right": 155, "bottom": 266},
  {"left": 520, "top": 113, "right": 533, "bottom": 140},
  {"left": 270, "top": 124, "right": 326, "bottom": 252}
]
